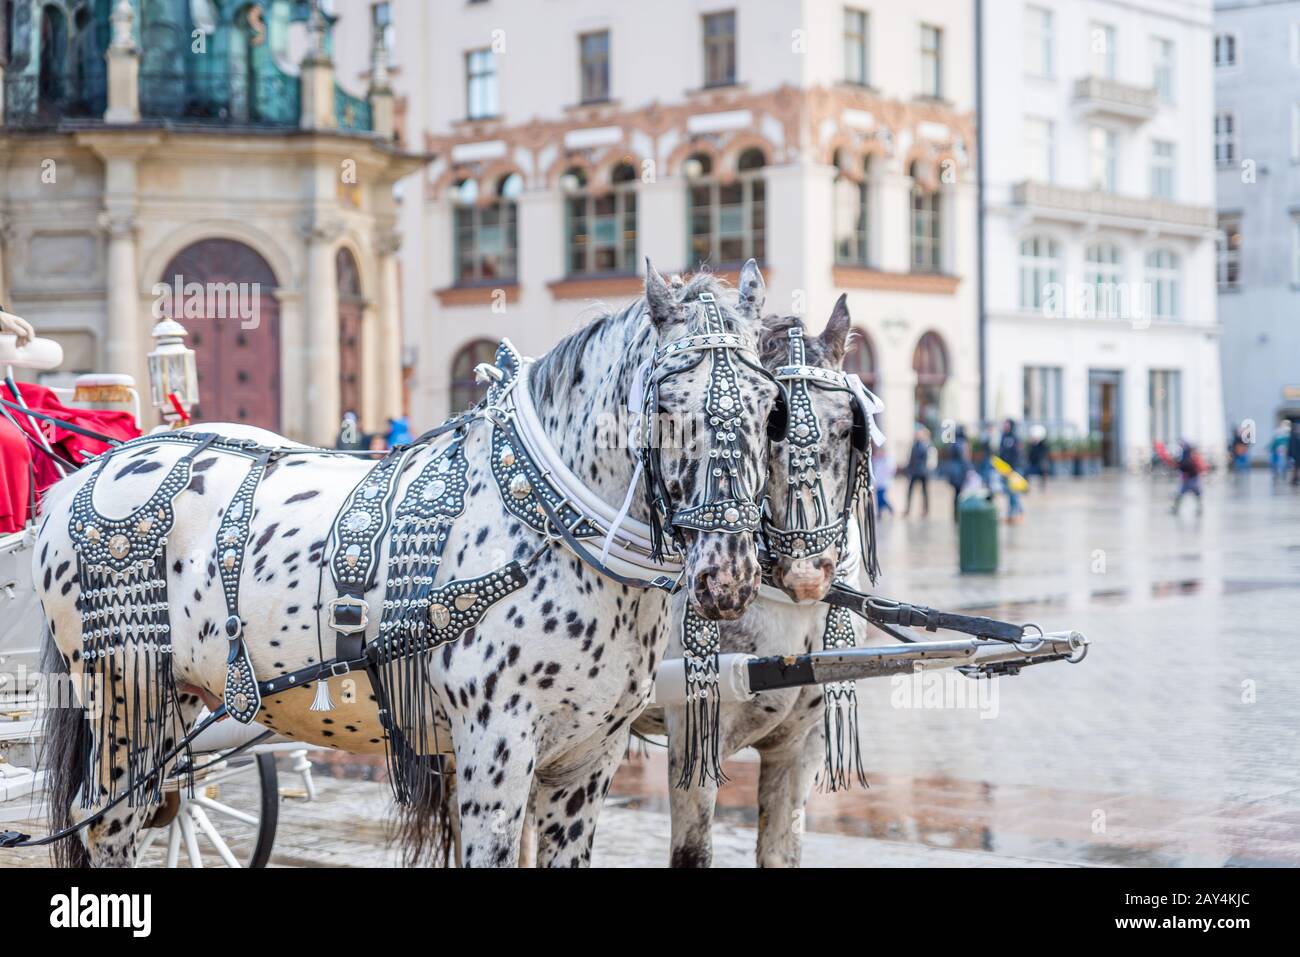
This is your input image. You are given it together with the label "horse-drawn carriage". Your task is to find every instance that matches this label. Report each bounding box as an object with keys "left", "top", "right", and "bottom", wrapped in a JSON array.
[
  {"left": 0, "top": 322, "right": 318, "bottom": 867},
  {"left": 0, "top": 267, "right": 1088, "bottom": 868}
]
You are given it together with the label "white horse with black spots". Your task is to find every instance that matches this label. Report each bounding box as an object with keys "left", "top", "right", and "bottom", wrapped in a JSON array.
[
  {"left": 29, "top": 262, "right": 782, "bottom": 867},
  {"left": 637, "top": 296, "right": 877, "bottom": 868}
]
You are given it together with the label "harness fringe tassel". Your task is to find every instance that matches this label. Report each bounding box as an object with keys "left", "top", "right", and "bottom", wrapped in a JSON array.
[{"left": 676, "top": 606, "right": 725, "bottom": 787}]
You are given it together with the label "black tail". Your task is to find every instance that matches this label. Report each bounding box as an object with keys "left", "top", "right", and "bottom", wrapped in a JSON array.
[
  {"left": 39, "top": 628, "right": 91, "bottom": 868},
  {"left": 389, "top": 753, "right": 455, "bottom": 867}
]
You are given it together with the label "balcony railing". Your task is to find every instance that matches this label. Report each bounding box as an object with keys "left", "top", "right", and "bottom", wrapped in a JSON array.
[
  {"left": 1072, "top": 76, "right": 1159, "bottom": 122},
  {"left": 1012, "top": 181, "right": 1216, "bottom": 231}
]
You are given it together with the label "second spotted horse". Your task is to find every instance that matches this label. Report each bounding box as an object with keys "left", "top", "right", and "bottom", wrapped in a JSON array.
[
  {"left": 14, "top": 263, "right": 788, "bottom": 868},
  {"left": 640, "top": 297, "right": 1089, "bottom": 868}
]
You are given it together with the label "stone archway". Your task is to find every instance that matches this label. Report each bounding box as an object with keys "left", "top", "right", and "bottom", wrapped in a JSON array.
[
  {"left": 336, "top": 247, "right": 364, "bottom": 422},
  {"left": 160, "top": 238, "right": 281, "bottom": 431}
]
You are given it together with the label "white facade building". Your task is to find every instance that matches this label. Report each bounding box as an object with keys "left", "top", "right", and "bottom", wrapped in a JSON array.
[
  {"left": 334, "top": 0, "right": 980, "bottom": 448},
  {"left": 1214, "top": 0, "right": 1300, "bottom": 460},
  {"left": 981, "top": 0, "right": 1224, "bottom": 466}
]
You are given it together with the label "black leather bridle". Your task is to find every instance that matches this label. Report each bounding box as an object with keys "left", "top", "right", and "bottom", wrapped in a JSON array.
[
  {"left": 763, "top": 326, "right": 880, "bottom": 584},
  {"left": 639, "top": 292, "right": 786, "bottom": 562}
]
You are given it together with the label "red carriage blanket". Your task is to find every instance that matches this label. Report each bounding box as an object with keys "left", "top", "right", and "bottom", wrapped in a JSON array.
[{"left": 0, "top": 383, "right": 140, "bottom": 533}]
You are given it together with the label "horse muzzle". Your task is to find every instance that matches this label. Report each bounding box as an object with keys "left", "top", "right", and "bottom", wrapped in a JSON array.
[
  {"left": 687, "top": 539, "right": 761, "bottom": 621},
  {"left": 772, "top": 554, "right": 837, "bottom": 603}
]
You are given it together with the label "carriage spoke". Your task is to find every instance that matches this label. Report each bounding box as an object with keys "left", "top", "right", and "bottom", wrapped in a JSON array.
[
  {"left": 192, "top": 793, "right": 259, "bottom": 827},
  {"left": 190, "top": 804, "right": 242, "bottom": 868},
  {"left": 178, "top": 807, "right": 204, "bottom": 867},
  {"left": 165, "top": 820, "right": 181, "bottom": 867},
  {"left": 136, "top": 827, "right": 160, "bottom": 862}
]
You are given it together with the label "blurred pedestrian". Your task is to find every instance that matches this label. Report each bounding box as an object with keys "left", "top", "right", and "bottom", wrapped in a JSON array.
[
  {"left": 872, "top": 440, "right": 895, "bottom": 515},
  {"left": 999, "top": 419, "right": 1025, "bottom": 524},
  {"left": 903, "top": 425, "right": 931, "bottom": 517},
  {"left": 1026, "top": 424, "right": 1051, "bottom": 488},
  {"left": 945, "top": 424, "right": 972, "bottom": 522},
  {"left": 1229, "top": 427, "right": 1250, "bottom": 472},
  {"left": 1171, "top": 439, "right": 1205, "bottom": 514},
  {"left": 1290, "top": 421, "right": 1300, "bottom": 486},
  {"left": 387, "top": 415, "right": 413, "bottom": 448},
  {"left": 1270, "top": 420, "right": 1291, "bottom": 480}
]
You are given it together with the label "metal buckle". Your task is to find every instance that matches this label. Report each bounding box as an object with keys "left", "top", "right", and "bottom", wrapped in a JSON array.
[
  {"left": 329, "top": 660, "right": 353, "bottom": 677},
  {"left": 328, "top": 596, "right": 370, "bottom": 634}
]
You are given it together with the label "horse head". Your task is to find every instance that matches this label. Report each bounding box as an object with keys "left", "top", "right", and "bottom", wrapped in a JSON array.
[
  {"left": 759, "top": 294, "right": 864, "bottom": 602},
  {"left": 641, "top": 259, "right": 779, "bottom": 620}
]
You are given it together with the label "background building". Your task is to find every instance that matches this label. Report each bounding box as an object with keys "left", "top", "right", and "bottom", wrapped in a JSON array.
[
  {"left": 981, "top": 0, "right": 1224, "bottom": 467},
  {"left": 333, "top": 0, "right": 980, "bottom": 447},
  {"left": 1214, "top": 0, "right": 1300, "bottom": 460},
  {"left": 0, "top": 0, "right": 419, "bottom": 445}
]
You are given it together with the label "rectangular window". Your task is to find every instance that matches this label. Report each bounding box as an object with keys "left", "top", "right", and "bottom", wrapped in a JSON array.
[
  {"left": 579, "top": 31, "right": 610, "bottom": 103},
  {"left": 1024, "top": 6, "right": 1053, "bottom": 79},
  {"left": 1151, "top": 37, "right": 1174, "bottom": 103},
  {"left": 1215, "top": 33, "right": 1237, "bottom": 68},
  {"left": 1148, "top": 370, "right": 1182, "bottom": 445},
  {"left": 1217, "top": 214, "right": 1242, "bottom": 291},
  {"left": 844, "top": 8, "right": 869, "bottom": 85},
  {"left": 465, "top": 48, "right": 498, "bottom": 120},
  {"left": 911, "top": 187, "right": 941, "bottom": 272},
  {"left": 1089, "top": 126, "right": 1117, "bottom": 192},
  {"left": 920, "top": 24, "right": 943, "bottom": 98},
  {"left": 703, "top": 11, "right": 737, "bottom": 88},
  {"left": 454, "top": 199, "right": 518, "bottom": 283},
  {"left": 1090, "top": 22, "right": 1116, "bottom": 79},
  {"left": 1023, "top": 367, "right": 1064, "bottom": 435},
  {"left": 1215, "top": 111, "right": 1236, "bottom": 166},
  {"left": 1024, "top": 116, "right": 1055, "bottom": 183},
  {"left": 1150, "top": 140, "right": 1175, "bottom": 200}
]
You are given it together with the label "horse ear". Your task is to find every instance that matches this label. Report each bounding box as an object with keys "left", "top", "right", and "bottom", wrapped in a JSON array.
[
  {"left": 737, "top": 258, "right": 766, "bottom": 321},
  {"left": 645, "top": 258, "right": 685, "bottom": 328},
  {"left": 820, "top": 293, "right": 851, "bottom": 363}
]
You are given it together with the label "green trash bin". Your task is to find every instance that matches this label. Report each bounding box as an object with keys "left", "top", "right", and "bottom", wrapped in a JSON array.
[{"left": 958, "top": 493, "right": 999, "bottom": 574}]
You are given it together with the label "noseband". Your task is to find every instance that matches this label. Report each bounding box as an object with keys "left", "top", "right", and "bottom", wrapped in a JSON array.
[
  {"left": 764, "top": 326, "right": 882, "bottom": 585},
  {"left": 640, "top": 292, "right": 782, "bottom": 562}
]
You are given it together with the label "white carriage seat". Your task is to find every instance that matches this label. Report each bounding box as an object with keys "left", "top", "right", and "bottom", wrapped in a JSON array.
[{"left": 0, "top": 334, "right": 63, "bottom": 372}]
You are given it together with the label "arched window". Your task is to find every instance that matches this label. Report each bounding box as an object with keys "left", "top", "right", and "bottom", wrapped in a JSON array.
[
  {"left": 833, "top": 152, "right": 871, "bottom": 266},
  {"left": 1145, "top": 248, "right": 1180, "bottom": 319},
  {"left": 687, "top": 148, "right": 766, "bottom": 268},
  {"left": 449, "top": 339, "right": 500, "bottom": 414},
  {"left": 1085, "top": 242, "right": 1124, "bottom": 319},
  {"left": 843, "top": 326, "right": 878, "bottom": 392},
  {"left": 912, "top": 331, "right": 949, "bottom": 433},
  {"left": 337, "top": 248, "right": 364, "bottom": 422},
  {"left": 565, "top": 161, "right": 638, "bottom": 275},
  {"left": 909, "top": 162, "right": 941, "bottom": 273},
  {"left": 1018, "top": 235, "right": 1061, "bottom": 311},
  {"left": 454, "top": 173, "right": 520, "bottom": 284}
]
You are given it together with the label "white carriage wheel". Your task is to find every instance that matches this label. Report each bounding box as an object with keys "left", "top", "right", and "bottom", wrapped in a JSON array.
[{"left": 136, "top": 752, "right": 280, "bottom": 868}]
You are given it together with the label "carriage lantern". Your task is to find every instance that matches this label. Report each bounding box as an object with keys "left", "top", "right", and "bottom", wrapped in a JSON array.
[{"left": 147, "top": 318, "right": 199, "bottom": 425}]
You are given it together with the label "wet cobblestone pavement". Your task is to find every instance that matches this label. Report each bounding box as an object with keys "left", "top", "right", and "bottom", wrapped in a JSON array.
[
  {"left": 3, "top": 471, "right": 1296, "bottom": 867},
  {"left": 665, "top": 468, "right": 1300, "bottom": 867}
]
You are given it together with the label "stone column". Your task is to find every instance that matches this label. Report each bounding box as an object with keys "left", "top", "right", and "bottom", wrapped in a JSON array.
[
  {"left": 104, "top": 0, "right": 140, "bottom": 124},
  {"left": 101, "top": 209, "right": 146, "bottom": 390},
  {"left": 300, "top": 217, "right": 342, "bottom": 445},
  {"left": 372, "top": 228, "right": 404, "bottom": 429}
]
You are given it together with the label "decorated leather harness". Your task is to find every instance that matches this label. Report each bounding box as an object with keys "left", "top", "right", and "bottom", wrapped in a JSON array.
[{"left": 761, "top": 325, "right": 886, "bottom": 790}]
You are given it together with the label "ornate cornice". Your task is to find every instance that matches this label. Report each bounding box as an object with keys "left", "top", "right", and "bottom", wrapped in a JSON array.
[
  {"left": 832, "top": 266, "right": 962, "bottom": 296},
  {"left": 421, "top": 83, "right": 975, "bottom": 202}
]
